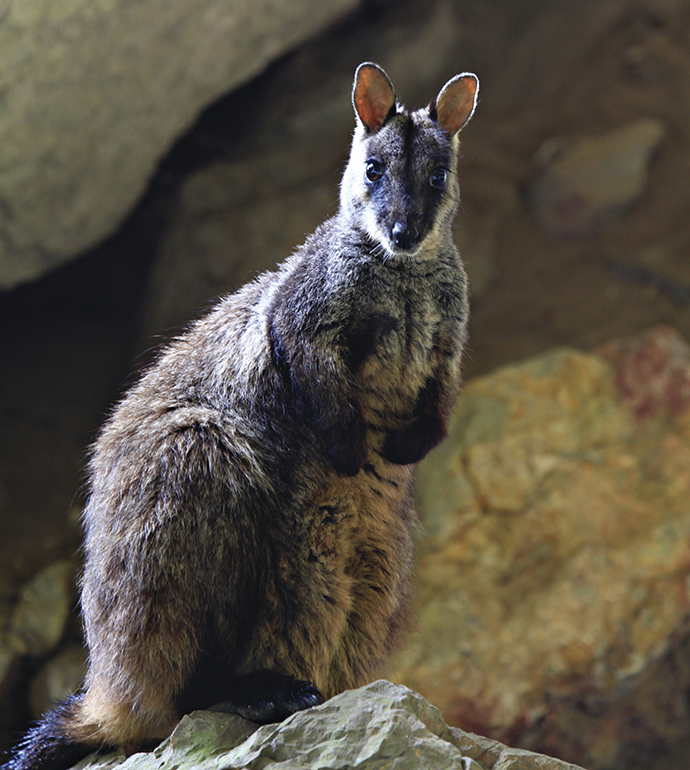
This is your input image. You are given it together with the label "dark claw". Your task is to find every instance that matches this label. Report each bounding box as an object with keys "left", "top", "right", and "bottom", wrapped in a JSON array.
[{"left": 276, "top": 680, "right": 324, "bottom": 719}]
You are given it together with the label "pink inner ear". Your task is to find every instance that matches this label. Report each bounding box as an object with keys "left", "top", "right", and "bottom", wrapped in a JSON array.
[
  {"left": 436, "top": 75, "right": 478, "bottom": 135},
  {"left": 354, "top": 67, "right": 395, "bottom": 132}
]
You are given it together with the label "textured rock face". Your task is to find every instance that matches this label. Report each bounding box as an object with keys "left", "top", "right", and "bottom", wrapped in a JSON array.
[
  {"left": 529, "top": 119, "right": 666, "bottom": 239},
  {"left": 390, "top": 327, "right": 690, "bottom": 769},
  {"left": 8, "top": 560, "right": 74, "bottom": 658},
  {"left": 1, "top": 559, "right": 77, "bottom": 744},
  {"left": 76, "top": 681, "right": 585, "bottom": 770},
  {"left": 0, "top": 0, "right": 357, "bottom": 289}
]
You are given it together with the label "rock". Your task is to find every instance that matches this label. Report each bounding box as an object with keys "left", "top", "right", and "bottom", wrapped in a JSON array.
[
  {"left": 9, "top": 561, "right": 74, "bottom": 658},
  {"left": 455, "top": 204, "right": 513, "bottom": 300},
  {"left": 0, "top": 645, "right": 22, "bottom": 765},
  {"left": 76, "top": 681, "right": 585, "bottom": 770},
  {"left": 390, "top": 333, "right": 690, "bottom": 769},
  {"left": 597, "top": 325, "right": 690, "bottom": 421},
  {"left": 0, "top": 0, "right": 357, "bottom": 289},
  {"left": 30, "top": 644, "right": 87, "bottom": 719},
  {"left": 529, "top": 119, "right": 666, "bottom": 239}
]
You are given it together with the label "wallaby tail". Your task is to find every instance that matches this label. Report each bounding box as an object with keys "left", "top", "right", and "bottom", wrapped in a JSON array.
[{"left": 1, "top": 694, "right": 97, "bottom": 770}]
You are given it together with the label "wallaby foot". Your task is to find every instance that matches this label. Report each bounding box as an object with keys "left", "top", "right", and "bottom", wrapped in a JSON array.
[{"left": 213, "top": 671, "right": 324, "bottom": 724}]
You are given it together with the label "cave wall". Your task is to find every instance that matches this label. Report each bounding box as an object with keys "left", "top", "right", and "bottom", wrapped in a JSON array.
[{"left": 4, "top": 1, "right": 690, "bottom": 768}]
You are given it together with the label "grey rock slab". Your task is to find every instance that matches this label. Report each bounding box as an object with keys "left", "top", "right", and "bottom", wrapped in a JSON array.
[
  {"left": 0, "top": 0, "right": 357, "bottom": 289},
  {"left": 75, "top": 711, "right": 259, "bottom": 770},
  {"left": 450, "top": 730, "right": 585, "bottom": 770},
  {"left": 75, "top": 681, "right": 586, "bottom": 770}
]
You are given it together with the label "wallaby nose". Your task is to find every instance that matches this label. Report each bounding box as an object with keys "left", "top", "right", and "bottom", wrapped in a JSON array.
[{"left": 391, "top": 222, "right": 420, "bottom": 251}]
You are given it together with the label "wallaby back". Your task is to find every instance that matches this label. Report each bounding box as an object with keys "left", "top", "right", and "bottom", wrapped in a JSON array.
[{"left": 2, "top": 62, "right": 478, "bottom": 770}]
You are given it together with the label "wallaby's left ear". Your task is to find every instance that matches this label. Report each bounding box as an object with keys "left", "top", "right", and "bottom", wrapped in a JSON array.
[
  {"left": 431, "top": 73, "right": 479, "bottom": 135},
  {"left": 353, "top": 62, "right": 396, "bottom": 133}
]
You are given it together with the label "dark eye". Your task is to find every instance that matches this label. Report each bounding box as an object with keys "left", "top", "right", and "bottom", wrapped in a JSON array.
[
  {"left": 365, "top": 160, "right": 383, "bottom": 182},
  {"left": 430, "top": 168, "right": 447, "bottom": 189}
]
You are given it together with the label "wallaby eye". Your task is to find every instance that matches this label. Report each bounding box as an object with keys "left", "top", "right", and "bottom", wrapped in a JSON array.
[
  {"left": 365, "top": 160, "right": 383, "bottom": 182},
  {"left": 430, "top": 168, "right": 447, "bottom": 189}
]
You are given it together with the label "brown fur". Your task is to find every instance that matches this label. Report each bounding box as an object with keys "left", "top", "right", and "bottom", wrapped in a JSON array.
[
  {"left": 75, "top": 276, "right": 420, "bottom": 748},
  {"left": 1, "top": 63, "right": 478, "bottom": 770}
]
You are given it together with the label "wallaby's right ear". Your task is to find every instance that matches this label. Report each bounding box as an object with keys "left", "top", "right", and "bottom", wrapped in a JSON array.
[
  {"left": 352, "top": 63, "right": 396, "bottom": 133},
  {"left": 432, "top": 73, "right": 479, "bottom": 135}
]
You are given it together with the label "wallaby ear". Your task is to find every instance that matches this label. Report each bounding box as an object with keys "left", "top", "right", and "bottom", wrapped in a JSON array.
[
  {"left": 352, "top": 62, "right": 396, "bottom": 133},
  {"left": 432, "top": 73, "right": 479, "bottom": 135}
]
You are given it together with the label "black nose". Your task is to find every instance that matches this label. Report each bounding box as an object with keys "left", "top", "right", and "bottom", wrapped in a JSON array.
[{"left": 391, "top": 221, "right": 420, "bottom": 250}]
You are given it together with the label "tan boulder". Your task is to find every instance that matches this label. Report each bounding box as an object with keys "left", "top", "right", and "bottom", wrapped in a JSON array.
[{"left": 390, "top": 327, "right": 690, "bottom": 769}]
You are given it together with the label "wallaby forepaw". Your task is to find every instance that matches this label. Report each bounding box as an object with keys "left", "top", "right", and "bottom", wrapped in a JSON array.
[
  {"left": 382, "top": 421, "right": 444, "bottom": 465},
  {"left": 382, "top": 430, "right": 424, "bottom": 465}
]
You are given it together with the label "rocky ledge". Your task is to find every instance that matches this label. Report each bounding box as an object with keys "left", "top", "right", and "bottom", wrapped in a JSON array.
[{"left": 74, "top": 681, "right": 584, "bottom": 770}]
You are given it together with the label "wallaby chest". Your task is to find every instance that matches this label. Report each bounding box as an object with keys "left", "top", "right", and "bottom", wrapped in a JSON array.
[{"left": 343, "top": 256, "right": 465, "bottom": 417}]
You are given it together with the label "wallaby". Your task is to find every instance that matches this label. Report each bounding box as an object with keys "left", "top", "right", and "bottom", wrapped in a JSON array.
[{"left": 2, "top": 62, "right": 478, "bottom": 770}]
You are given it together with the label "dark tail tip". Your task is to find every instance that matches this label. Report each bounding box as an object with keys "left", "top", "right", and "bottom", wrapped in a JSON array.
[{"left": 1, "top": 694, "right": 96, "bottom": 770}]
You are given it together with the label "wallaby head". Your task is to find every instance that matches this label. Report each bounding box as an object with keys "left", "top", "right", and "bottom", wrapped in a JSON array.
[{"left": 340, "top": 62, "right": 478, "bottom": 259}]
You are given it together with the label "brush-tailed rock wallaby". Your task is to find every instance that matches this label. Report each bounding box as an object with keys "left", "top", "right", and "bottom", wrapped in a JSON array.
[{"left": 3, "top": 62, "right": 478, "bottom": 770}]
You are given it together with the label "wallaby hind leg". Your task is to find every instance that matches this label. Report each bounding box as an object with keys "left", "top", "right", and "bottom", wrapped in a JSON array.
[
  {"left": 76, "top": 675, "right": 180, "bottom": 752},
  {"left": 79, "top": 420, "right": 261, "bottom": 746}
]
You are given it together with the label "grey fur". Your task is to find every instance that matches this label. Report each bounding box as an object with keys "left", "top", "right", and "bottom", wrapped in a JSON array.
[{"left": 1, "top": 62, "right": 478, "bottom": 770}]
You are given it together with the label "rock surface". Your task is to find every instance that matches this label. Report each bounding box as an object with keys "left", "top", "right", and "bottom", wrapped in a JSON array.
[
  {"left": 75, "top": 681, "right": 585, "bottom": 770},
  {"left": 529, "top": 119, "right": 666, "bottom": 239},
  {"left": 598, "top": 325, "right": 690, "bottom": 421},
  {"left": 390, "top": 329, "right": 690, "bottom": 769},
  {"left": 0, "top": 0, "right": 357, "bottom": 289},
  {"left": 8, "top": 560, "right": 74, "bottom": 658},
  {"left": 1, "top": 559, "right": 77, "bottom": 746},
  {"left": 30, "top": 644, "right": 86, "bottom": 719}
]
